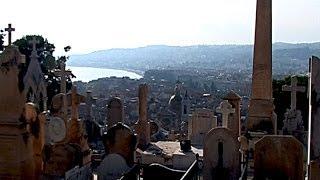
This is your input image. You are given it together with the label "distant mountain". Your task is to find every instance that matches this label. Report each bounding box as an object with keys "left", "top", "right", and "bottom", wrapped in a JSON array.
[{"left": 67, "top": 42, "right": 320, "bottom": 74}]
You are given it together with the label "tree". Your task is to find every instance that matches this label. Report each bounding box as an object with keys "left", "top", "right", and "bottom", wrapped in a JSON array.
[
  {"left": 0, "top": 29, "right": 4, "bottom": 51},
  {"left": 13, "top": 35, "right": 56, "bottom": 72}
]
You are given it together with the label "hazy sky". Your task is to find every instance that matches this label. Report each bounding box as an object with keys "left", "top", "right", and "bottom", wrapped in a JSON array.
[{"left": 2, "top": 0, "right": 319, "bottom": 55}]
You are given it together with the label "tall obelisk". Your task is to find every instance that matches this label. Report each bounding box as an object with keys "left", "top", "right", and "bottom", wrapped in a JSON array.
[{"left": 247, "top": 0, "right": 275, "bottom": 133}]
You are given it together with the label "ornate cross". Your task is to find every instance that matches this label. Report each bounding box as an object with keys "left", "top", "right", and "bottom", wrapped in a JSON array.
[
  {"left": 216, "top": 100, "right": 235, "bottom": 127},
  {"left": 70, "top": 85, "right": 85, "bottom": 121},
  {"left": 5, "top": 24, "right": 15, "bottom": 45},
  {"left": 282, "top": 76, "right": 306, "bottom": 110}
]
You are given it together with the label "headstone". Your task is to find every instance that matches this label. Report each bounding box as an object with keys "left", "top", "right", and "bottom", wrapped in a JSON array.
[
  {"left": 67, "top": 85, "right": 91, "bottom": 165},
  {"left": 97, "top": 123, "right": 137, "bottom": 179},
  {"left": 308, "top": 56, "right": 320, "bottom": 177},
  {"left": 188, "top": 108, "right": 217, "bottom": 146},
  {"left": 0, "top": 42, "right": 37, "bottom": 179},
  {"left": 203, "top": 127, "right": 240, "bottom": 180},
  {"left": 247, "top": 0, "right": 275, "bottom": 134},
  {"left": 53, "top": 60, "right": 72, "bottom": 119},
  {"left": 254, "top": 135, "right": 304, "bottom": 180},
  {"left": 135, "top": 84, "right": 151, "bottom": 150},
  {"left": 223, "top": 91, "right": 241, "bottom": 136},
  {"left": 216, "top": 100, "right": 235, "bottom": 128},
  {"left": 107, "top": 97, "right": 124, "bottom": 128}
]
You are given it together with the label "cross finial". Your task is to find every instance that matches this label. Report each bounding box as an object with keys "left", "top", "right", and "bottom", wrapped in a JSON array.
[
  {"left": 5, "top": 24, "right": 15, "bottom": 45},
  {"left": 216, "top": 100, "right": 235, "bottom": 127},
  {"left": 282, "top": 76, "right": 306, "bottom": 110},
  {"left": 28, "top": 37, "right": 39, "bottom": 52}
]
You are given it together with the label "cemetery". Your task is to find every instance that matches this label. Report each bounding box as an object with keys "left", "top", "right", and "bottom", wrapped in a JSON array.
[{"left": 0, "top": 0, "right": 319, "bottom": 179}]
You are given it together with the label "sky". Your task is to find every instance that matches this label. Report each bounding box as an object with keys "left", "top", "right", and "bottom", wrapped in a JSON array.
[{"left": 1, "top": 0, "right": 320, "bottom": 55}]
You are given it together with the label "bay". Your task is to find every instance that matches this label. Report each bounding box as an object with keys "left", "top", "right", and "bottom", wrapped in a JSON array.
[{"left": 67, "top": 66, "right": 143, "bottom": 82}]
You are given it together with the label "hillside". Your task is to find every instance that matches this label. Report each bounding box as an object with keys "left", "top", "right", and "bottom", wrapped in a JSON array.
[{"left": 67, "top": 42, "right": 320, "bottom": 74}]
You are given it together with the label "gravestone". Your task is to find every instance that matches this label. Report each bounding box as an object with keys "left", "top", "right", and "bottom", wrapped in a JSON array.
[
  {"left": 254, "top": 135, "right": 304, "bottom": 180},
  {"left": 135, "top": 84, "right": 151, "bottom": 150},
  {"left": 107, "top": 97, "right": 124, "bottom": 128},
  {"left": 67, "top": 85, "right": 91, "bottom": 165},
  {"left": 0, "top": 29, "right": 38, "bottom": 178},
  {"left": 223, "top": 91, "right": 241, "bottom": 136},
  {"left": 216, "top": 100, "right": 235, "bottom": 128},
  {"left": 97, "top": 123, "right": 137, "bottom": 179},
  {"left": 188, "top": 108, "right": 217, "bottom": 146},
  {"left": 247, "top": 0, "right": 275, "bottom": 134},
  {"left": 203, "top": 127, "right": 240, "bottom": 180},
  {"left": 308, "top": 56, "right": 320, "bottom": 177}
]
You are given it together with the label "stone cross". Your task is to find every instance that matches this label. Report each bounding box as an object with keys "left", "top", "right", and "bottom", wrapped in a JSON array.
[
  {"left": 216, "top": 100, "right": 235, "bottom": 127},
  {"left": 53, "top": 61, "right": 72, "bottom": 118},
  {"left": 28, "top": 37, "right": 39, "bottom": 58},
  {"left": 70, "top": 86, "right": 85, "bottom": 120},
  {"left": 282, "top": 76, "right": 306, "bottom": 110},
  {"left": 5, "top": 23, "right": 15, "bottom": 45}
]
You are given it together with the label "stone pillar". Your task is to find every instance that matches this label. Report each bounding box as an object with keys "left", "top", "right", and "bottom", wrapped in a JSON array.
[
  {"left": 107, "top": 97, "right": 124, "bottom": 128},
  {"left": 247, "top": 0, "right": 275, "bottom": 134},
  {"left": 308, "top": 56, "right": 320, "bottom": 164},
  {"left": 135, "top": 84, "right": 150, "bottom": 150},
  {"left": 223, "top": 90, "right": 241, "bottom": 136}
]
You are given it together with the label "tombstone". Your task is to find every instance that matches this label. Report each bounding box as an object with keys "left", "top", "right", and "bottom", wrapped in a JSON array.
[
  {"left": 0, "top": 29, "right": 37, "bottom": 178},
  {"left": 53, "top": 60, "right": 73, "bottom": 119},
  {"left": 203, "top": 127, "right": 240, "bottom": 180},
  {"left": 24, "top": 103, "right": 46, "bottom": 179},
  {"left": 216, "top": 100, "right": 235, "bottom": 128},
  {"left": 23, "top": 37, "right": 48, "bottom": 111},
  {"left": 107, "top": 97, "right": 124, "bottom": 128},
  {"left": 247, "top": 0, "right": 275, "bottom": 134},
  {"left": 254, "top": 135, "right": 304, "bottom": 180},
  {"left": 135, "top": 84, "right": 151, "bottom": 150},
  {"left": 223, "top": 91, "right": 241, "bottom": 136},
  {"left": 97, "top": 122, "right": 137, "bottom": 179},
  {"left": 67, "top": 86, "right": 91, "bottom": 165},
  {"left": 188, "top": 108, "right": 217, "bottom": 146},
  {"left": 308, "top": 56, "right": 320, "bottom": 176}
]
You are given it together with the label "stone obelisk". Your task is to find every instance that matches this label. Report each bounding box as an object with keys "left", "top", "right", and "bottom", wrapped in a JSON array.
[{"left": 247, "top": 0, "right": 275, "bottom": 133}]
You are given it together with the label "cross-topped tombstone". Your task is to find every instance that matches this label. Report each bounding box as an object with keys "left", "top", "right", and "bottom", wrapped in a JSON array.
[
  {"left": 216, "top": 100, "right": 235, "bottom": 127},
  {"left": 282, "top": 76, "right": 306, "bottom": 110},
  {"left": 53, "top": 61, "right": 72, "bottom": 118},
  {"left": 5, "top": 23, "right": 15, "bottom": 45}
]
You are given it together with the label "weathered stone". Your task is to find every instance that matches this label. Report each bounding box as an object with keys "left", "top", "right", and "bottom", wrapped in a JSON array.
[
  {"left": 309, "top": 56, "right": 320, "bottom": 161},
  {"left": 216, "top": 100, "right": 235, "bottom": 128},
  {"left": 135, "top": 84, "right": 151, "bottom": 150},
  {"left": 97, "top": 123, "right": 137, "bottom": 179},
  {"left": 188, "top": 108, "right": 217, "bottom": 146},
  {"left": 0, "top": 44, "right": 36, "bottom": 179},
  {"left": 309, "top": 160, "right": 320, "bottom": 180},
  {"left": 254, "top": 135, "right": 304, "bottom": 180},
  {"left": 107, "top": 97, "right": 124, "bottom": 128},
  {"left": 223, "top": 91, "right": 241, "bottom": 136},
  {"left": 247, "top": 0, "right": 275, "bottom": 133},
  {"left": 203, "top": 127, "right": 240, "bottom": 180}
]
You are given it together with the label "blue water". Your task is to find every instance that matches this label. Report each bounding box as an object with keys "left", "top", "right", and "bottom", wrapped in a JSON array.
[{"left": 67, "top": 66, "right": 143, "bottom": 82}]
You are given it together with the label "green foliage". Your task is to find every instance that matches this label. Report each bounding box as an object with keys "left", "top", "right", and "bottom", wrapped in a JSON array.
[
  {"left": 273, "top": 75, "right": 309, "bottom": 130},
  {"left": 13, "top": 35, "right": 55, "bottom": 72},
  {"left": 0, "top": 29, "right": 4, "bottom": 51}
]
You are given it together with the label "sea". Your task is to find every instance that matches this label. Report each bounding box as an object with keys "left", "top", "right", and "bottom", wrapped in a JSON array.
[{"left": 67, "top": 66, "right": 143, "bottom": 82}]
